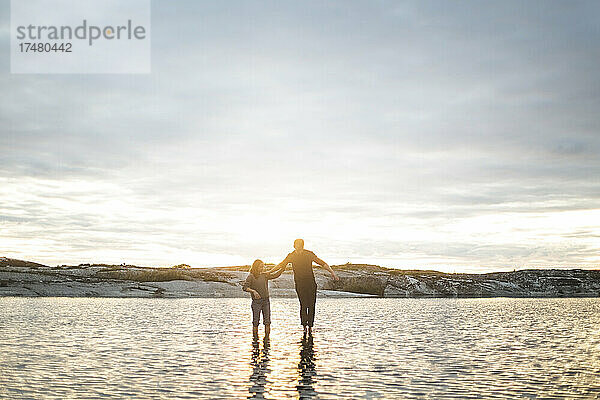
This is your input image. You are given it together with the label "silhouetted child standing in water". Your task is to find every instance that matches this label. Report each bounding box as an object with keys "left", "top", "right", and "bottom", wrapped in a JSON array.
[{"left": 243, "top": 259, "right": 285, "bottom": 340}]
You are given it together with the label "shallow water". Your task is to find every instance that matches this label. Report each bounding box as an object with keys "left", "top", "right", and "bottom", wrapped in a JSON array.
[{"left": 1, "top": 297, "right": 599, "bottom": 399}]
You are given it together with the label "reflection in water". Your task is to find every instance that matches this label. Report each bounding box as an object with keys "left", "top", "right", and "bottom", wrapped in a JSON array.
[
  {"left": 297, "top": 334, "right": 317, "bottom": 399},
  {"left": 2, "top": 298, "right": 600, "bottom": 399},
  {"left": 248, "top": 339, "right": 271, "bottom": 399}
]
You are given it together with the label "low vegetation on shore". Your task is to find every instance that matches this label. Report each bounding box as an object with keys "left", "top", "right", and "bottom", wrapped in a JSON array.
[{"left": 94, "top": 267, "right": 235, "bottom": 284}]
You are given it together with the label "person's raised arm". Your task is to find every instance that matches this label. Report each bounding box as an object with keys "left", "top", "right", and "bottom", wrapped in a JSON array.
[
  {"left": 274, "top": 254, "right": 291, "bottom": 271},
  {"left": 313, "top": 253, "right": 339, "bottom": 281},
  {"left": 266, "top": 264, "right": 286, "bottom": 280},
  {"left": 266, "top": 258, "right": 289, "bottom": 279}
]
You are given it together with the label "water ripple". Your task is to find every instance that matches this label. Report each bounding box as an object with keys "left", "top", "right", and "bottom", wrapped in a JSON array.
[{"left": 1, "top": 297, "right": 599, "bottom": 399}]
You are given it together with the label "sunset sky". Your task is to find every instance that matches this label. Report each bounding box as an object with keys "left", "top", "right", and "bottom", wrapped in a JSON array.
[{"left": 1, "top": 1, "right": 599, "bottom": 272}]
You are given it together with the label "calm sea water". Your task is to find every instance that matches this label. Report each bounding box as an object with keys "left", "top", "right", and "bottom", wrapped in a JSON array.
[{"left": 1, "top": 297, "right": 599, "bottom": 399}]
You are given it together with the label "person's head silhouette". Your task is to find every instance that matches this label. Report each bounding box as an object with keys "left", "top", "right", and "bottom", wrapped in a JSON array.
[
  {"left": 250, "top": 259, "right": 264, "bottom": 277},
  {"left": 294, "top": 238, "right": 304, "bottom": 252}
]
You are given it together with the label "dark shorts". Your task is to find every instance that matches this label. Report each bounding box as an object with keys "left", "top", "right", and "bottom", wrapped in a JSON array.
[{"left": 251, "top": 298, "right": 271, "bottom": 326}]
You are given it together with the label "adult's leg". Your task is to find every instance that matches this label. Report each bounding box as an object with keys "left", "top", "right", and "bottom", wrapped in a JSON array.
[
  {"left": 296, "top": 288, "right": 309, "bottom": 326},
  {"left": 306, "top": 287, "right": 317, "bottom": 328}
]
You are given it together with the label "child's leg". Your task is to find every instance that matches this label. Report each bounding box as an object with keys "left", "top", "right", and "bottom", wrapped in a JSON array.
[
  {"left": 251, "top": 300, "right": 261, "bottom": 338},
  {"left": 263, "top": 298, "right": 271, "bottom": 338}
]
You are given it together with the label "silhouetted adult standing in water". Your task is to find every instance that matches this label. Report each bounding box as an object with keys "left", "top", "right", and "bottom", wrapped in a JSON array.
[{"left": 274, "top": 239, "right": 338, "bottom": 335}]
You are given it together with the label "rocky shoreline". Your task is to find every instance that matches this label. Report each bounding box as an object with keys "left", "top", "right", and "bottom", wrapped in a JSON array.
[{"left": 1, "top": 257, "right": 599, "bottom": 298}]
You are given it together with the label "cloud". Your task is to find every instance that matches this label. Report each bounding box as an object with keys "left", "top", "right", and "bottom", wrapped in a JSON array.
[{"left": 1, "top": 0, "right": 599, "bottom": 271}]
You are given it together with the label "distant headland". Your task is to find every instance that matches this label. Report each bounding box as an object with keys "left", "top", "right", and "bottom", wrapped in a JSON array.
[{"left": 1, "top": 257, "right": 599, "bottom": 298}]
